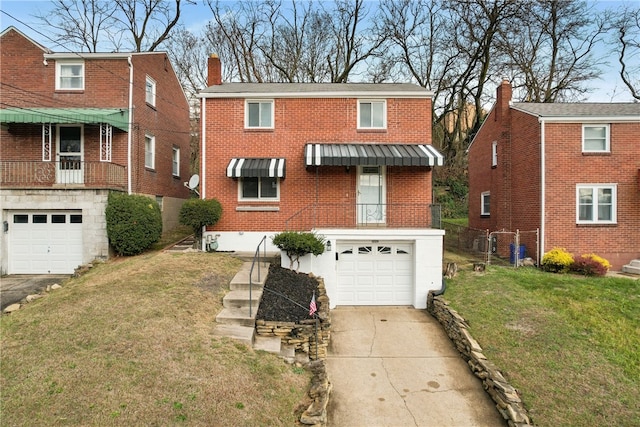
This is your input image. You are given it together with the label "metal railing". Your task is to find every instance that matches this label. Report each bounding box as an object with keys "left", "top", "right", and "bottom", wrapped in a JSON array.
[
  {"left": 0, "top": 161, "right": 127, "bottom": 190},
  {"left": 249, "top": 235, "right": 268, "bottom": 317},
  {"left": 284, "top": 203, "right": 441, "bottom": 231}
]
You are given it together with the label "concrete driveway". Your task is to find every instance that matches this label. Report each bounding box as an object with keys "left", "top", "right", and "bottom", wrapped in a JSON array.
[
  {"left": 1, "top": 275, "right": 69, "bottom": 311},
  {"left": 326, "top": 306, "right": 506, "bottom": 427}
]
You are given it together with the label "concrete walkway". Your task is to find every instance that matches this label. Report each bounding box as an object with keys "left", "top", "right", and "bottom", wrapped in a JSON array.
[{"left": 326, "top": 307, "right": 506, "bottom": 427}]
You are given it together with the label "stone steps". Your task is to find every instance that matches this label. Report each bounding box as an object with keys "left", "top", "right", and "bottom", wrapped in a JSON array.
[
  {"left": 212, "top": 324, "right": 255, "bottom": 347},
  {"left": 165, "top": 235, "right": 196, "bottom": 252},
  {"left": 223, "top": 289, "right": 263, "bottom": 310},
  {"left": 622, "top": 259, "right": 640, "bottom": 275}
]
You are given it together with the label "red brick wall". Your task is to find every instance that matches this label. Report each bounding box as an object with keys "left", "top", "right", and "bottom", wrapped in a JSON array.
[
  {"left": 203, "top": 96, "right": 433, "bottom": 231},
  {"left": 1, "top": 29, "right": 191, "bottom": 200},
  {"left": 543, "top": 122, "right": 640, "bottom": 269}
]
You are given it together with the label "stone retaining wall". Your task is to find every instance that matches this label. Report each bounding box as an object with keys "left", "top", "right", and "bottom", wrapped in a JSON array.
[
  {"left": 428, "top": 292, "right": 533, "bottom": 427},
  {"left": 256, "top": 276, "right": 331, "bottom": 360}
]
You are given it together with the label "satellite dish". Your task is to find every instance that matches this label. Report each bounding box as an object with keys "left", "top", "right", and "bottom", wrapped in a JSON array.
[
  {"left": 184, "top": 174, "right": 200, "bottom": 195},
  {"left": 188, "top": 174, "right": 199, "bottom": 189}
]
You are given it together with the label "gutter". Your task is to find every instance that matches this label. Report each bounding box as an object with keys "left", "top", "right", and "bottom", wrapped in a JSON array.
[{"left": 127, "top": 55, "right": 134, "bottom": 195}]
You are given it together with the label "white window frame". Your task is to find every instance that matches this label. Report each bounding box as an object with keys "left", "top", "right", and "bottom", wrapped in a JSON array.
[
  {"left": 481, "top": 191, "right": 490, "bottom": 216},
  {"left": 245, "top": 100, "right": 274, "bottom": 129},
  {"left": 357, "top": 100, "right": 386, "bottom": 129},
  {"left": 172, "top": 146, "right": 180, "bottom": 177},
  {"left": 238, "top": 176, "right": 280, "bottom": 201},
  {"left": 576, "top": 184, "right": 617, "bottom": 224},
  {"left": 55, "top": 61, "right": 84, "bottom": 90},
  {"left": 145, "top": 134, "right": 155, "bottom": 169},
  {"left": 491, "top": 141, "right": 498, "bottom": 167},
  {"left": 145, "top": 75, "right": 156, "bottom": 106},
  {"left": 582, "top": 124, "right": 610, "bottom": 153}
]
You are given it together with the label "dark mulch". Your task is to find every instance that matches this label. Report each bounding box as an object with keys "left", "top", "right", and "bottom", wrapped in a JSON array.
[{"left": 257, "top": 264, "right": 320, "bottom": 323}]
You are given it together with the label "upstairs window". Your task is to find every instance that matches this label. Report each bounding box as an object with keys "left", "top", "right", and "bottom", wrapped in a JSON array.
[
  {"left": 577, "top": 184, "right": 616, "bottom": 224},
  {"left": 145, "top": 134, "right": 155, "bottom": 169},
  {"left": 172, "top": 147, "right": 180, "bottom": 177},
  {"left": 239, "top": 177, "right": 279, "bottom": 200},
  {"left": 358, "top": 100, "right": 386, "bottom": 129},
  {"left": 492, "top": 141, "right": 498, "bottom": 167},
  {"left": 481, "top": 191, "right": 490, "bottom": 216},
  {"left": 245, "top": 100, "right": 274, "bottom": 129},
  {"left": 145, "top": 76, "right": 156, "bottom": 106},
  {"left": 582, "top": 124, "right": 609, "bottom": 152},
  {"left": 56, "top": 61, "right": 84, "bottom": 90}
]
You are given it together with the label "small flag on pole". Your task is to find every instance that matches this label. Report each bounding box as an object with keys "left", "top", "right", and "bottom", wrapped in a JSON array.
[{"left": 309, "top": 291, "right": 317, "bottom": 317}]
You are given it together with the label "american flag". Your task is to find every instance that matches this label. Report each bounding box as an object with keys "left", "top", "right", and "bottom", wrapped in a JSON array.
[{"left": 309, "top": 291, "right": 317, "bottom": 317}]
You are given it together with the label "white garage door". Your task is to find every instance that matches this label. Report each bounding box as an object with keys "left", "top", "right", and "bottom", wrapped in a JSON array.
[
  {"left": 336, "top": 241, "right": 413, "bottom": 305},
  {"left": 8, "top": 211, "right": 83, "bottom": 274}
]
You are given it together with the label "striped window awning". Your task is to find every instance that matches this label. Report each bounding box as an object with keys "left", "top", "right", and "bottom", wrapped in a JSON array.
[
  {"left": 305, "top": 143, "right": 444, "bottom": 167},
  {"left": 226, "top": 158, "right": 286, "bottom": 178}
]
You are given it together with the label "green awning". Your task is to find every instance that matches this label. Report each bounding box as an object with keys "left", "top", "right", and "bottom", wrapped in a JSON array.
[{"left": 0, "top": 107, "right": 129, "bottom": 131}]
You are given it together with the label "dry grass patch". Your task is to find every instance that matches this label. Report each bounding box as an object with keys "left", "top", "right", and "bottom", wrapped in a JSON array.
[{"left": 1, "top": 252, "right": 310, "bottom": 426}]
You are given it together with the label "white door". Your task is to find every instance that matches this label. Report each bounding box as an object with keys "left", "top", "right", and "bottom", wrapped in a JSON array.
[
  {"left": 56, "top": 125, "right": 83, "bottom": 184},
  {"left": 357, "top": 166, "right": 386, "bottom": 224},
  {"left": 8, "top": 211, "right": 83, "bottom": 274},
  {"left": 336, "top": 241, "right": 413, "bottom": 305}
]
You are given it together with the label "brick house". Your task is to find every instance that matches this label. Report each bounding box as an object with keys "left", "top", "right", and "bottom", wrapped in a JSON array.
[
  {"left": 199, "top": 55, "right": 445, "bottom": 308},
  {"left": 468, "top": 79, "right": 640, "bottom": 271},
  {"left": 0, "top": 27, "right": 191, "bottom": 274}
]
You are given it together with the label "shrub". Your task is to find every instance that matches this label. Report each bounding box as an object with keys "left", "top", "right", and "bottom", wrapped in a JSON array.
[
  {"left": 272, "top": 231, "right": 325, "bottom": 271},
  {"left": 569, "top": 253, "right": 611, "bottom": 277},
  {"left": 541, "top": 247, "right": 574, "bottom": 273},
  {"left": 106, "top": 192, "right": 162, "bottom": 256},
  {"left": 179, "top": 198, "right": 222, "bottom": 248}
]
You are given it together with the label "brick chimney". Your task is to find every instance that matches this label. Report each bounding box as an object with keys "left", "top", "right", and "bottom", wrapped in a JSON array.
[
  {"left": 208, "top": 54, "right": 222, "bottom": 86},
  {"left": 495, "top": 77, "right": 512, "bottom": 122}
]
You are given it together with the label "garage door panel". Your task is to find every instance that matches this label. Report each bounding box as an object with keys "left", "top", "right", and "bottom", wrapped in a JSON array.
[
  {"left": 8, "top": 211, "right": 83, "bottom": 274},
  {"left": 337, "top": 242, "right": 414, "bottom": 306}
]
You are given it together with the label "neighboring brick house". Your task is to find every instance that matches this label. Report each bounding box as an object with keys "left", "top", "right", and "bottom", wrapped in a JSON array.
[
  {"left": 468, "top": 79, "right": 640, "bottom": 271},
  {"left": 199, "top": 55, "right": 445, "bottom": 308},
  {"left": 0, "top": 27, "right": 191, "bottom": 274}
]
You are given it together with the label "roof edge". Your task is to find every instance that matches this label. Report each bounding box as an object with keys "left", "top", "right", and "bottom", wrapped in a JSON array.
[{"left": 1, "top": 26, "right": 52, "bottom": 53}]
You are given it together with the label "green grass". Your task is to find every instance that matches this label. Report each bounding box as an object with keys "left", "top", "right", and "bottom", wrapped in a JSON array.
[
  {"left": 442, "top": 255, "right": 640, "bottom": 426},
  {"left": 0, "top": 250, "right": 311, "bottom": 426}
]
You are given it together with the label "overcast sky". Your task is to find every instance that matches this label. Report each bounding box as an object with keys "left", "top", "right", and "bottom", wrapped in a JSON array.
[{"left": 0, "top": 0, "right": 636, "bottom": 102}]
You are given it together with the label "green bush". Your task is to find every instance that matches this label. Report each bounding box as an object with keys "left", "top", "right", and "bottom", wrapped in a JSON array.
[
  {"left": 106, "top": 192, "right": 162, "bottom": 256},
  {"left": 541, "top": 247, "right": 574, "bottom": 273},
  {"left": 272, "top": 231, "right": 325, "bottom": 271},
  {"left": 179, "top": 198, "right": 222, "bottom": 247}
]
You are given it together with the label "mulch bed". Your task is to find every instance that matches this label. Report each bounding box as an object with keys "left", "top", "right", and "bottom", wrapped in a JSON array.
[{"left": 256, "top": 264, "right": 320, "bottom": 323}]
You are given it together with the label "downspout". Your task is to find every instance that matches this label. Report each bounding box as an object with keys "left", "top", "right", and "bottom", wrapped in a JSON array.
[
  {"left": 127, "top": 55, "right": 134, "bottom": 195},
  {"left": 539, "top": 119, "right": 546, "bottom": 266},
  {"left": 200, "top": 97, "right": 206, "bottom": 249}
]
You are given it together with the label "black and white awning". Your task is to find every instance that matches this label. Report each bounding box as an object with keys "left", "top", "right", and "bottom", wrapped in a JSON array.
[
  {"left": 305, "top": 143, "right": 444, "bottom": 167},
  {"left": 226, "top": 158, "right": 286, "bottom": 178}
]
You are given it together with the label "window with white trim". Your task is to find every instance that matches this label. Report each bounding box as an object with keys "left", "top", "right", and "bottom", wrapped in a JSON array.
[
  {"left": 172, "top": 147, "right": 180, "bottom": 177},
  {"left": 145, "top": 76, "right": 156, "bottom": 106},
  {"left": 582, "top": 124, "right": 609, "bottom": 152},
  {"left": 245, "top": 100, "right": 274, "bottom": 128},
  {"left": 481, "top": 191, "right": 490, "bottom": 216},
  {"left": 492, "top": 141, "right": 498, "bottom": 167},
  {"left": 145, "top": 134, "right": 155, "bottom": 169},
  {"left": 577, "top": 184, "right": 616, "bottom": 224},
  {"left": 56, "top": 61, "right": 84, "bottom": 90},
  {"left": 358, "top": 100, "right": 386, "bottom": 129},
  {"left": 239, "top": 177, "right": 279, "bottom": 200}
]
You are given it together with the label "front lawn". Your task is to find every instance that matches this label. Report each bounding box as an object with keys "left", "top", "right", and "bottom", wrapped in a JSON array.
[
  {"left": 442, "top": 254, "right": 639, "bottom": 426},
  {"left": 0, "top": 251, "right": 310, "bottom": 426}
]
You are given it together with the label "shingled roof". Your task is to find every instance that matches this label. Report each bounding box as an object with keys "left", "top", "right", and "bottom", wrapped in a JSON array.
[{"left": 512, "top": 102, "right": 640, "bottom": 118}]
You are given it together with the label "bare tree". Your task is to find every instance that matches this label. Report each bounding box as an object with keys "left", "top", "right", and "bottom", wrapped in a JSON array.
[
  {"left": 611, "top": 6, "right": 640, "bottom": 100},
  {"left": 498, "top": 0, "right": 606, "bottom": 102},
  {"left": 37, "top": 0, "right": 193, "bottom": 52}
]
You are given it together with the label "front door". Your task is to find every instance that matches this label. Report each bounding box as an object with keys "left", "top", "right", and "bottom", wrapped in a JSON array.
[
  {"left": 56, "top": 125, "right": 83, "bottom": 184},
  {"left": 357, "top": 165, "right": 386, "bottom": 224}
]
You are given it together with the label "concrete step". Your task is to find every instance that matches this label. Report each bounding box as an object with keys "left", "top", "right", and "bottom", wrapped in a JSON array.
[
  {"left": 216, "top": 307, "right": 257, "bottom": 328},
  {"left": 229, "top": 262, "right": 270, "bottom": 291},
  {"left": 223, "top": 289, "right": 263, "bottom": 310},
  {"left": 232, "top": 251, "right": 280, "bottom": 262},
  {"left": 622, "top": 261, "right": 640, "bottom": 275},
  {"left": 253, "top": 335, "right": 282, "bottom": 354},
  {"left": 212, "top": 324, "right": 255, "bottom": 347}
]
